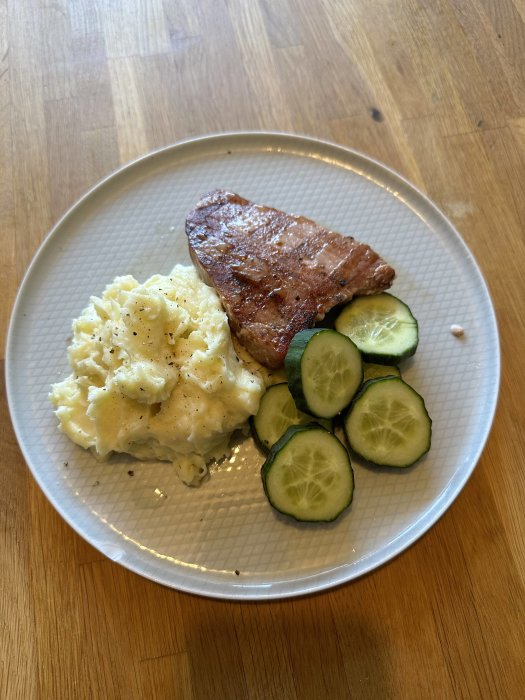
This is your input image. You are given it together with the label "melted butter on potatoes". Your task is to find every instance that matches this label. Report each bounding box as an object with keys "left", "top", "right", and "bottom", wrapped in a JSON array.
[{"left": 50, "top": 265, "right": 270, "bottom": 485}]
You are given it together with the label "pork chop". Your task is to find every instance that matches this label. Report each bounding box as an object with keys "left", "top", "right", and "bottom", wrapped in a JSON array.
[{"left": 186, "top": 189, "right": 395, "bottom": 368}]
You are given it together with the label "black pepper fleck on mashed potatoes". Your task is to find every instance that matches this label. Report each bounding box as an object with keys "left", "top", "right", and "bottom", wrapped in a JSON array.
[{"left": 49, "top": 264, "right": 274, "bottom": 485}]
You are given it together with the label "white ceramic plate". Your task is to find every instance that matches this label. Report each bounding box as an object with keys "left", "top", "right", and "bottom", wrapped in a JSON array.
[{"left": 6, "top": 133, "right": 500, "bottom": 600}]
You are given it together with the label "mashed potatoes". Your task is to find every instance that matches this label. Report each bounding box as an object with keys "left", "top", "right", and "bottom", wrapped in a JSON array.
[{"left": 50, "top": 265, "right": 271, "bottom": 485}]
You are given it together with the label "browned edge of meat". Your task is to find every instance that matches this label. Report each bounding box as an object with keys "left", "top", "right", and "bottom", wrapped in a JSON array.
[{"left": 186, "top": 189, "right": 395, "bottom": 368}]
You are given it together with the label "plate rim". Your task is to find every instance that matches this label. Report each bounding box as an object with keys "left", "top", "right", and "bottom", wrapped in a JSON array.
[{"left": 5, "top": 131, "right": 501, "bottom": 600}]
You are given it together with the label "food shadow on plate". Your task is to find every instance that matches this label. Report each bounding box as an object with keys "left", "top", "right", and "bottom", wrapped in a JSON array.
[{"left": 266, "top": 502, "right": 355, "bottom": 532}]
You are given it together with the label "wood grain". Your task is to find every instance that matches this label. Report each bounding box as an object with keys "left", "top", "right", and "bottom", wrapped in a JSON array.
[{"left": 2, "top": 1, "right": 525, "bottom": 698}]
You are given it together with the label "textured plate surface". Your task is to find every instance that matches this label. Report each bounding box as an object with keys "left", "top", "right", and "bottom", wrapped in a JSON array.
[{"left": 6, "top": 133, "right": 500, "bottom": 600}]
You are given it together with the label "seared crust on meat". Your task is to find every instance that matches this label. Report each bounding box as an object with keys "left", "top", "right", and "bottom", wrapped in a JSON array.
[{"left": 186, "top": 190, "right": 395, "bottom": 368}]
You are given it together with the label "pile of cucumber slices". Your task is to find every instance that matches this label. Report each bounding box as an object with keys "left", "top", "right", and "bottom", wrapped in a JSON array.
[{"left": 253, "top": 293, "right": 432, "bottom": 523}]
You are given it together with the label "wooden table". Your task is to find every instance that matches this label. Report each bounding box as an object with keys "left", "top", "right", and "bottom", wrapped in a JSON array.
[{"left": 2, "top": 1, "right": 525, "bottom": 697}]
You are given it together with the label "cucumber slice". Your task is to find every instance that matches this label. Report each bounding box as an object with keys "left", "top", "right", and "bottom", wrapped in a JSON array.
[
  {"left": 252, "top": 383, "right": 332, "bottom": 451},
  {"left": 335, "top": 293, "right": 418, "bottom": 363},
  {"left": 285, "top": 328, "right": 362, "bottom": 419},
  {"left": 344, "top": 376, "right": 431, "bottom": 468},
  {"left": 363, "top": 362, "right": 401, "bottom": 382},
  {"left": 261, "top": 424, "right": 354, "bottom": 522}
]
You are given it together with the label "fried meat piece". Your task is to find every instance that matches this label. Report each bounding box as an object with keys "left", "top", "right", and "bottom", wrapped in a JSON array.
[{"left": 186, "top": 190, "right": 395, "bottom": 368}]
